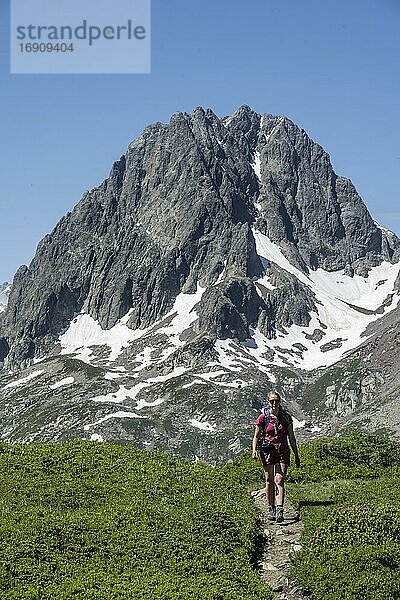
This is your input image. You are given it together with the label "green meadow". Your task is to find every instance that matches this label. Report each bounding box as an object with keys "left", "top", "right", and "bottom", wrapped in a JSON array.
[
  {"left": 0, "top": 442, "right": 272, "bottom": 600},
  {"left": 1, "top": 431, "right": 400, "bottom": 599},
  {"left": 287, "top": 431, "right": 400, "bottom": 600}
]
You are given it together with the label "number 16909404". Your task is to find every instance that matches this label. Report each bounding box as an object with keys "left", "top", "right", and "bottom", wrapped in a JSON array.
[{"left": 19, "top": 43, "right": 74, "bottom": 52}]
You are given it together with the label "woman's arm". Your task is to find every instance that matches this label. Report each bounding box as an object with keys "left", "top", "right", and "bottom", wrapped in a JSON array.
[
  {"left": 287, "top": 421, "right": 301, "bottom": 467},
  {"left": 252, "top": 425, "right": 261, "bottom": 459}
]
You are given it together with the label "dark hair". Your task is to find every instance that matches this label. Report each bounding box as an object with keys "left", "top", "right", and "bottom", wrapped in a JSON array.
[{"left": 278, "top": 406, "right": 292, "bottom": 427}]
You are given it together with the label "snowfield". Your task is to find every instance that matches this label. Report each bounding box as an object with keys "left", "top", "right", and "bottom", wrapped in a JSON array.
[
  {"left": 54, "top": 232, "right": 400, "bottom": 377},
  {"left": 250, "top": 230, "right": 400, "bottom": 370}
]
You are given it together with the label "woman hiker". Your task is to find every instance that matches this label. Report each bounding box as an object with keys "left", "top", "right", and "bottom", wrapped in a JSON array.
[{"left": 252, "top": 390, "right": 300, "bottom": 523}]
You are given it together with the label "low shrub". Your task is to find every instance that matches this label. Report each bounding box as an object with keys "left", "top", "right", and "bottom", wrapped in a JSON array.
[
  {"left": 288, "top": 430, "right": 400, "bottom": 482},
  {"left": 0, "top": 442, "right": 272, "bottom": 599},
  {"left": 287, "top": 432, "right": 400, "bottom": 599}
]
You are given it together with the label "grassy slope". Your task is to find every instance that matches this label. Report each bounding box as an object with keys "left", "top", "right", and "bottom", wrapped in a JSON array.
[
  {"left": 0, "top": 442, "right": 271, "bottom": 600},
  {"left": 285, "top": 431, "right": 400, "bottom": 600},
  {"left": 2, "top": 432, "right": 400, "bottom": 599}
]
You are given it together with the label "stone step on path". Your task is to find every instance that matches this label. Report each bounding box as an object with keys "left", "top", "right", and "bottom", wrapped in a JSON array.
[{"left": 251, "top": 489, "right": 308, "bottom": 600}]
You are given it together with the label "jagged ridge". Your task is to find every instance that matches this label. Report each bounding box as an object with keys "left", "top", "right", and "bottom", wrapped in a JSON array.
[{"left": 1, "top": 106, "right": 399, "bottom": 371}]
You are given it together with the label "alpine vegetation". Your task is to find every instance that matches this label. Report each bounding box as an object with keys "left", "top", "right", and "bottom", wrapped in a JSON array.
[{"left": 0, "top": 441, "right": 273, "bottom": 599}]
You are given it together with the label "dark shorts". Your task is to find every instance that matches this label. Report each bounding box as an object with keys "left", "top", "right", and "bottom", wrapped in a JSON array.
[{"left": 260, "top": 444, "right": 290, "bottom": 466}]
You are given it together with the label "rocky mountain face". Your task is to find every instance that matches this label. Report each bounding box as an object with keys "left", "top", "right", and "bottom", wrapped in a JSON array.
[
  {"left": 0, "top": 106, "right": 399, "bottom": 462},
  {"left": 0, "top": 283, "right": 10, "bottom": 314}
]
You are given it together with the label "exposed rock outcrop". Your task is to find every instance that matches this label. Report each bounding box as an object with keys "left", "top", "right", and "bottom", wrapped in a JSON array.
[{"left": 1, "top": 106, "right": 399, "bottom": 372}]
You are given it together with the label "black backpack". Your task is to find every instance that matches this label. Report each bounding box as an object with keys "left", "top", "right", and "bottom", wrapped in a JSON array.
[{"left": 256, "top": 405, "right": 289, "bottom": 451}]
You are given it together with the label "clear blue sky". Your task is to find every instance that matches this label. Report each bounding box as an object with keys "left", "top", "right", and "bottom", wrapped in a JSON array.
[{"left": 1, "top": 0, "right": 399, "bottom": 283}]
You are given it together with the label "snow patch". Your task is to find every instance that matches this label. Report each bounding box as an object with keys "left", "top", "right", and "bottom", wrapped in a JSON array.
[
  {"left": 310, "top": 425, "right": 322, "bottom": 433},
  {"left": 214, "top": 340, "right": 248, "bottom": 372},
  {"left": 189, "top": 419, "right": 216, "bottom": 432},
  {"left": 157, "top": 284, "right": 205, "bottom": 348},
  {"left": 91, "top": 385, "right": 144, "bottom": 405},
  {"left": 0, "top": 283, "right": 11, "bottom": 312},
  {"left": 4, "top": 370, "right": 45, "bottom": 389},
  {"left": 50, "top": 376, "right": 74, "bottom": 390},
  {"left": 59, "top": 312, "right": 148, "bottom": 362},
  {"left": 251, "top": 151, "right": 263, "bottom": 213},
  {"left": 104, "top": 372, "right": 123, "bottom": 380},
  {"left": 59, "top": 285, "right": 204, "bottom": 367},
  {"left": 135, "top": 396, "right": 164, "bottom": 411},
  {"left": 84, "top": 410, "right": 147, "bottom": 431},
  {"left": 251, "top": 151, "right": 261, "bottom": 180},
  {"left": 292, "top": 417, "right": 306, "bottom": 430},
  {"left": 214, "top": 261, "right": 227, "bottom": 285},
  {"left": 193, "top": 370, "right": 248, "bottom": 389},
  {"left": 213, "top": 339, "right": 276, "bottom": 377},
  {"left": 223, "top": 114, "right": 234, "bottom": 127},
  {"left": 181, "top": 379, "right": 208, "bottom": 389},
  {"left": 249, "top": 230, "right": 400, "bottom": 370},
  {"left": 91, "top": 367, "right": 187, "bottom": 407}
]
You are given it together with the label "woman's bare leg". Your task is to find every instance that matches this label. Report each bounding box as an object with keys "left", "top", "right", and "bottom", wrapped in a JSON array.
[
  {"left": 263, "top": 463, "right": 275, "bottom": 506},
  {"left": 274, "top": 462, "right": 288, "bottom": 506}
]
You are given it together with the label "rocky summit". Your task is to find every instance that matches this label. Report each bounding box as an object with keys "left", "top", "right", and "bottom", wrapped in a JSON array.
[{"left": 1, "top": 106, "right": 399, "bottom": 462}]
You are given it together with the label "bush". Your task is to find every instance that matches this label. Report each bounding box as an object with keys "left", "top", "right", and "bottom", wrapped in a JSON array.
[
  {"left": 0, "top": 442, "right": 272, "bottom": 599},
  {"left": 291, "top": 543, "right": 400, "bottom": 600},
  {"left": 288, "top": 432, "right": 400, "bottom": 599},
  {"left": 288, "top": 430, "right": 400, "bottom": 483}
]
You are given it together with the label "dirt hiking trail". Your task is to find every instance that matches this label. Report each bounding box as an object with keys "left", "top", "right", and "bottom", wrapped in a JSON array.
[{"left": 252, "top": 489, "right": 309, "bottom": 600}]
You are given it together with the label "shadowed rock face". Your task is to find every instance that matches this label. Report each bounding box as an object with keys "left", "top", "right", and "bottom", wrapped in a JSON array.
[
  {"left": 252, "top": 114, "right": 398, "bottom": 274},
  {"left": 1, "top": 105, "right": 399, "bottom": 369}
]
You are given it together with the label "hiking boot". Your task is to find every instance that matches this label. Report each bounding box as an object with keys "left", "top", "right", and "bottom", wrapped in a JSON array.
[
  {"left": 276, "top": 506, "right": 284, "bottom": 523},
  {"left": 268, "top": 506, "right": 276, "bottom": 521}
]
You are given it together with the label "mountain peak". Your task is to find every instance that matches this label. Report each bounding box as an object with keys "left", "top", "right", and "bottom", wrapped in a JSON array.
[
  {"left": 1, "top": 107, "right": 400, "bottom": 458},
  {"left": 227, "top": 104, "right": 260, "bottom": 119},
  {"left": 1, "top": 106, "right": 399, "bottom": 374}
]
